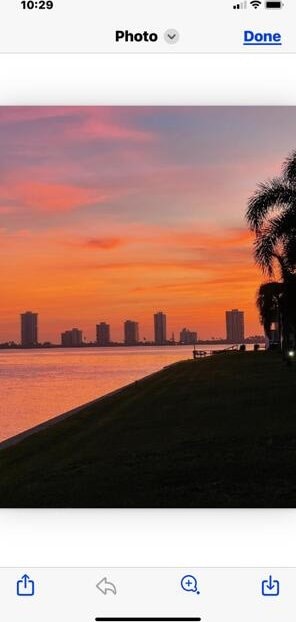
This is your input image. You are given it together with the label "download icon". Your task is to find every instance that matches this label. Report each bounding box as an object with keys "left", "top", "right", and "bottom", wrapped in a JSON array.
[{"left": 261, "top": 575, "right": 280, "bottom": 596}]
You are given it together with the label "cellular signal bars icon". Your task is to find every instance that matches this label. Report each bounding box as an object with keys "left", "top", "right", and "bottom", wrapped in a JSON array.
[{"left": 233, "top": 1, "right": 247, "bottom": 8}]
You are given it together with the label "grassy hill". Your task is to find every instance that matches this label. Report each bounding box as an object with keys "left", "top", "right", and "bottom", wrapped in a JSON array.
[{"left": 0, "top": 351, "right": 295, "bottom": 507}]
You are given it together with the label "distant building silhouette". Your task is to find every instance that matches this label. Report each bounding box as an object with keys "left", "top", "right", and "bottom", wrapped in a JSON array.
[
  {"left": 180, "top": 328, "right": 198, "bottom": 345},
  {"left": 124, "top": 320, "right": 139, "bottom": 345},
  {"left": 154, "top": 311, "right": 167, "bottom": 345},
  {"left": 21, "top": 311, "right": 38, "bottom": 347},
  {"left": 96, "top": 322, "right": 111, "bottom": 346},
  {"left": 61, "top": 328, "right": 83, "bottom": 347},
  {"left": 226, "top": 309, "right": 245, "bottom": 343}
]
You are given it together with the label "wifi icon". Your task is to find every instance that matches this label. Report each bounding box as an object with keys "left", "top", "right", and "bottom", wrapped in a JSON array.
[{"left": 250, "top": 0, "right": 262, "bottom": 7}]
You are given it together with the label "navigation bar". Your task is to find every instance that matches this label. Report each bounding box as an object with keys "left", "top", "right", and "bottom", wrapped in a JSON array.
[
  {"left": 0, "top": 0, "right": 293, "bottom": 53},
  {"left": 0, "top": 567, "right": 295, "bottom": 622}
]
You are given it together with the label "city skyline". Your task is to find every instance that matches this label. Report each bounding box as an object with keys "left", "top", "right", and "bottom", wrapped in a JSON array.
[
  {"left": 2, "top": 107, "right": 296, "bottom": 342},
  {"left": 0, "top": 308, "right": 264, "bottom": 346},
  {"left": 28, "top": 309, "right": 199, "bottom": 345}
]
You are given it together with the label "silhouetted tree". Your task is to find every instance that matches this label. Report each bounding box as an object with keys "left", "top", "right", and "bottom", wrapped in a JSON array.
[
  {"left": 256, "top": 282, "right": 282, "bottom": 343},
  {"left": 246, "top": 150, "right": 296, "bottom": 356}
]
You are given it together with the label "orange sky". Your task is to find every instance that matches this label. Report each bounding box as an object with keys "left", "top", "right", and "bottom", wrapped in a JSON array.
[{"left": 1, "top": 106, "right": 295, "bottom": 343}]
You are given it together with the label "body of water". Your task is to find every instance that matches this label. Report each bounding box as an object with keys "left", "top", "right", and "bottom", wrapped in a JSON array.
[{"left": 0, "top": 344, "right": 255, "bottom": 442}]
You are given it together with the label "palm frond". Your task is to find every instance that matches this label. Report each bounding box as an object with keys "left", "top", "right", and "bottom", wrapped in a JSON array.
[
  {"left": 283, "top": 150, "right": 296, "bottom": 185},
  {"left": 263, "top": 209, "right": 296, "bottom": 272},
  {"left": 266, "top": 206, "right": 296, "bottom": 237},
  {"left": 254, "top": 232, "right": 277, "bottom": 276},
  {"left": 283, "top": 235, "right": 296, "bottom": 270},
  {"left": 246, "top": 178, "right": 295, "bottom": 231},
  {"left": 252, "top": 208, "right": 296, "bottom": 275}
]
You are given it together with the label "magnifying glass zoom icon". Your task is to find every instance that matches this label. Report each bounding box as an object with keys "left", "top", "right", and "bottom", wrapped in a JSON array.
[{"left": 181, "top": 575, "right": 200, "bottom": 594}]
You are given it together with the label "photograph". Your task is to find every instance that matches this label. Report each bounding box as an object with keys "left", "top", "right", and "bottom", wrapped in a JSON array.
[{"left": 0, "top": 106, "right": 295, "bottom": 507}]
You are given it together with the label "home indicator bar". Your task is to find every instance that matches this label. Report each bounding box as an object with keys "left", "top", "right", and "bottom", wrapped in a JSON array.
[{"left": 95, "top": 618, "right": 202, "bottom": 621}]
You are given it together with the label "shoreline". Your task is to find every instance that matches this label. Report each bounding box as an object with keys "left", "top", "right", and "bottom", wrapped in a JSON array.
[
  {"left": 0, "top": 341, "right": 265, "bottom": 352},
  {"left": 0, "top": 351, "right": 294, "bottom": 507},
  {"left": 0, "top": 359, "right": 187, "bottom": 452}
]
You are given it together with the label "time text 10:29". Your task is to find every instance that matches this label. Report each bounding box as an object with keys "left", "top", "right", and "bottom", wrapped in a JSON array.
[{"left": 21, "top": 1, "right": 54, "bottom": 9}]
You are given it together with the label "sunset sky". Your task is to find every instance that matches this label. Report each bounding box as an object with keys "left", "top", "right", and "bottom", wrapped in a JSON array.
[{"left": 1, "top": 106, "right": 296, "bottom": 343}]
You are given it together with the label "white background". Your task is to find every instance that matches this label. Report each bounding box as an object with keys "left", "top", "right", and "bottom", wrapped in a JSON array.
[
  {"left": 1, "top": 54, "right": 296, "bottom": 104},
  {"left": 1, "top": 52, "right": 296, "bottom": 568},
  {"left": 0, "top": 510, "right": 295, "bottom": 566}
]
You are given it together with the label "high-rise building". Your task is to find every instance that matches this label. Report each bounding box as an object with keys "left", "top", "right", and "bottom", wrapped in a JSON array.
[
  {"left": 225, "top": 309, "right": 245, "bottom": 343},
  {"left": 21, "top": 311, "right": 38, "bottom": 347},
  {"left": 154, "top": 311, "right": 167, "bottom": 345},
  {"left": 124, "top": 320, "right": 139, "bottom": 345},
  {"left": 180, "top": 328, "right": 198, "bottom": 345},
  {"left": 61, "top": 328, "right": 83, "bottom": 347},
  {"left": 96, "top": 322, "right": 111, "bottom": 346}
]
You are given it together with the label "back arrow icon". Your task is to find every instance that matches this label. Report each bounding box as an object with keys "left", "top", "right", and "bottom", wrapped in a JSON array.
[{"left": 96, "top": 577, "right": 117, "bottom": 595}]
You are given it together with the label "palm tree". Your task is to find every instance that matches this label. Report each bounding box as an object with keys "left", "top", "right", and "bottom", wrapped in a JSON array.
[
  {"left": 256, "top": 282, "right": 282, "bottom": 345},
  {"left": 246, "top": 150, "right": 296, "bottom": 356}
]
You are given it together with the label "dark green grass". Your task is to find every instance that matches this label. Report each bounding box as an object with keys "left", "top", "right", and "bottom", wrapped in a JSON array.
[{"left": 0, "top": 351, "right": 295, "bottom": 507}]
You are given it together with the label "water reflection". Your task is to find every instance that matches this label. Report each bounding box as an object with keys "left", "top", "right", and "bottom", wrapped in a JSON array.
[{"left": 0, "top": 345, "right": 237, "bottom": 441}]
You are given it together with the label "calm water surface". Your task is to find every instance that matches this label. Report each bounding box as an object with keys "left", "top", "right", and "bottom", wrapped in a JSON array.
[{"left": 0, "top": 345, "right": 242, "bottom": 441}]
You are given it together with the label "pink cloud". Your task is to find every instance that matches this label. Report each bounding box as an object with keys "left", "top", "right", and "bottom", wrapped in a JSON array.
[
  {"left": 80, "top": 237, "right": 125, "bottom": 250},
  {"left": 0, "top": 181, "right": 109, "bottom": 213},
  {"left": 0, "top": 107, "right": 73, "bottom": 125},
  {"left": 67, "top": 117, "right": 154, "bottom": 143},
  {"left": 0, "top": 107, "right": 156, "bottom": 148}
]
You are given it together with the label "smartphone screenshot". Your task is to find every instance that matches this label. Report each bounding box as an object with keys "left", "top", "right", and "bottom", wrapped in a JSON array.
[{"left": 0, "top": 0, "right": 296, "bottom": 620}]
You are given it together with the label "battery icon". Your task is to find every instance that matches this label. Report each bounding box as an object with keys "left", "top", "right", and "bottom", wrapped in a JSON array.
[{"left": 265, "top": 1, "right": 283, "bottom": 7}]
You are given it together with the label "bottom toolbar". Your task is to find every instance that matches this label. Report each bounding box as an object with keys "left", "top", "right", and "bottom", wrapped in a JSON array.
[{"left": 0, "top": 567, "right": 293, "bottom": 621}]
